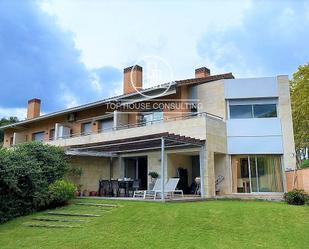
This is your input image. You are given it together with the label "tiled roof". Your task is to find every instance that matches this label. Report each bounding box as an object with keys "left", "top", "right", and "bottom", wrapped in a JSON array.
[{"left": 176, "top": 73, "right": 234, "bottom": 87}]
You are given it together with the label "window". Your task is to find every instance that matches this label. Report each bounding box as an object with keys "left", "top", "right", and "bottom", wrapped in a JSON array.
[
  {"left": 229, "top": 103, "right": 277, "bottom": 119},
  {"left": 232, "top": 155, "right": 283, "bottom": 193},
  {"left": 81, "top": 122, "right": 92, "bottom": 135},
  {"left": 49, "top": 129, "right": 55, "bottom": 140},
  {"left": 32, "top": 131, "right": 45, "bottom": 142},
  {"left": 139, "top": 111, "right": 163, "bottom": 126},
  {"left": 230, "top": 105, "right": 253, "bottom": 119},
  {"left": 253, "top": 104, "right": 277, "bottom": 118},
  {"left": 99, "top": 118, "right": 114, "bottom": 132}
]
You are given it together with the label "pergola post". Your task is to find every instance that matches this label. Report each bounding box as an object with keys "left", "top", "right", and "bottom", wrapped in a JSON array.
[
  {"left": 160, "top": 137, "right": 165, "bottom": 201},
  {"left": 199, "top": 145, "right": 205, "bottom": 198}
]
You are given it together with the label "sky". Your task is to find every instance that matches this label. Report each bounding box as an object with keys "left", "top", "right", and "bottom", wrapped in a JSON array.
[{"left": 0, "top": 0, "right": 308, "bottom": 119}]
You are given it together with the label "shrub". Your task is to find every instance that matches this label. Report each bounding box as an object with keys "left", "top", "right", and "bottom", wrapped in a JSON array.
[
  {"left": 48, "top": 180, "right": 75, "bottom": 207},
  {"left": 148, "top": 171, "right": 159, "bottom": 179},
  {"left": 284, "top": 189, "right": 308, "bottom": 205},
  {"left": 300, "top": 159, "right": 309, "bottom": 169},
  {"left": 0, "top": 142, "right": 69, "bottom": 223}
]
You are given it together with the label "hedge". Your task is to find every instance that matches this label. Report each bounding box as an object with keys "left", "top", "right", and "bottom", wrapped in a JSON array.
[{"left": 0, "top": 142, "right": 71, "bottom": 223}]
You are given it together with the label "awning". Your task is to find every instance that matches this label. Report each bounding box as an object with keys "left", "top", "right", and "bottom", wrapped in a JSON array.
[{"left": 65, "top": 132, "right": 205, "bottom": 157}]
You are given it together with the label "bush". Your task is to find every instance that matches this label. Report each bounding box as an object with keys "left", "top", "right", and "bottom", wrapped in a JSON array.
[
  {"left": 284, "top": 189, "right": 308, "bottom": 205},
  {"left": 300, "top": 159, "right": 309, "bottom": 169},
  {"left": 0, "top": 142, "right": 69, "bottom": 223},
  {"left": 48, "top": 180, "right": 75, "bottom": 207}
]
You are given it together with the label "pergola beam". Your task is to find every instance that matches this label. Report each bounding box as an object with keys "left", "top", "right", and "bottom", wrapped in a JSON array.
[{"left": 161, "top": 137, "right": 165, "bottom": 201}]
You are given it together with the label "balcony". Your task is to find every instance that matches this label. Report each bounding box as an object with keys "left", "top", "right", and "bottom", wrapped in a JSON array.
[{"left": 46, "top": 112, "right": 222, "bottom": 147}]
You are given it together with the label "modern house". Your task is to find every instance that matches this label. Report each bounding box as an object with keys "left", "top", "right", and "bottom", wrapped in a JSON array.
[{"left": 0, "top": 65, "right": 296, "bottom": 199}]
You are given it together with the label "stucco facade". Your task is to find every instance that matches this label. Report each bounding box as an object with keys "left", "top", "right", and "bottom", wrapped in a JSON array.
[{"left": 0, "top": 66, "right": 297, "bottom": 198}]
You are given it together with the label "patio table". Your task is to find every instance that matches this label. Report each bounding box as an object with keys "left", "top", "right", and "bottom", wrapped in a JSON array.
[{"left": 118, "top": 179, "right": 133, "bottom": 197}]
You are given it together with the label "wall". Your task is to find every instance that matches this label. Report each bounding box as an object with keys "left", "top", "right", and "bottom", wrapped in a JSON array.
[
  {"left": 277, "top": 76, "right": 297, "bottom": 170},
  {"left": 214, "top": 153, "right": 231, "bottom": 195},
  {"left": 195, "top": 79, "right": 226, "bottom": 118},
  {"left": 69, "top": 156, "right": 111, "bottom": 192},
  {"left": 204, "top": 117, "right": 228, "bottom": 197},
  {"left": 167, "top": 153, "right": 193, "bottom": 185},
  {"left": 224, "top": 77, "right": 278, "bottom": 99},
  {"left": 285, "top": 168, "right": 309, "bottom": 192}
]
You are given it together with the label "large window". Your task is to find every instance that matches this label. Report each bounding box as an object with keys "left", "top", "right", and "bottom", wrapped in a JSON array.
[
  {"left": 99, "top": 118, "right": 114, "bottom": 132},
  {"left": 81, "top": 122, "right": 92, "bottom": 135},
  {"left": 229, "top": 103, "right": 277, "bottom": 119},
  {"left": 232, "top": 155, "right": 283, "bottom": 193},
  {"left": 32, "top": 131, "right": 45, "bottom": 142},
  {"left": 139, "top": 111, "right": 163, "bottom": 126}
]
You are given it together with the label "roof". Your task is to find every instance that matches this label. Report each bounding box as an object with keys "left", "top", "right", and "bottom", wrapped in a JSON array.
[
  {"left": 0, "top": 72, "right": 234, "bottom": 130},
  {"left": 66, "top": 132, "right": 205, "bottom": 156}
]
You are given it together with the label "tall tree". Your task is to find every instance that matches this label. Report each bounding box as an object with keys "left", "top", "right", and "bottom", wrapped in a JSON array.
[
  {"left": 290, "top": 63, "right": 309, "bottom": 161},
  {"left": 0, "top": 117, "right": 19, "bottom": 145}
]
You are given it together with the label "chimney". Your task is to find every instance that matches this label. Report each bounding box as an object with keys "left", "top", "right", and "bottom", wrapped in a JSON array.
[
  {"left": 195, "top": 67, "right": 210, "bottom": 78},
  {"left": 123, "top": 65, "right": 143, "bottom": 94},
  {"left": 27, "top": 98, "right": 41, "bottom": 119}
]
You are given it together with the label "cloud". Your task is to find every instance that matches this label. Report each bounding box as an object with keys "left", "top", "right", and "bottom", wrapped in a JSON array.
[
  {"left": 0, "top": 0, "right": 121, "bottom": 116},
  {"left": 197, "top": 0, "right": 309, "bottom": 77}
]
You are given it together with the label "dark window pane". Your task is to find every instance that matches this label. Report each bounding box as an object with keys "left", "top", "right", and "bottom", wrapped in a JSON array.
[
  {"left": 253, "top": 104, "right": 277, "bottom": 118},
  {"left": 230, "top": 105, "right": 253, "bottom": 119},
  {"left": 32, "top": 131, "right": 45, "bottom": 141},
  {"left": 81, "top": 122, "right": 92, "bottom": 135}
]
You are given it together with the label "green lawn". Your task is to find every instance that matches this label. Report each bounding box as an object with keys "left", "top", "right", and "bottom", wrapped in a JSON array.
[{"left": 0, "top": 199, "right": 308, "bottom": 249}]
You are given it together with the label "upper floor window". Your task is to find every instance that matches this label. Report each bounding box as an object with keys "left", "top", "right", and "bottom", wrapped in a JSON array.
[
  {"left": 139, "top": 111, "right": 163, "bottom": 126},
  {"left": 81, "top": 122, "right": 92, "bottom": 135},
  {"left": 32, "top": 131, "right": 45, "bottom": 142},
  {"left": 229, "top": 100, "right": 277, "bottom": 119},
  {"left": 99, "top": 118, "right": 114, "bottom": 132}
]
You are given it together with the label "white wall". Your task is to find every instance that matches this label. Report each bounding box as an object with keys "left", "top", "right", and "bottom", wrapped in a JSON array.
[{"left": 225, "top": 77, "right": 278, "bottom": 99}]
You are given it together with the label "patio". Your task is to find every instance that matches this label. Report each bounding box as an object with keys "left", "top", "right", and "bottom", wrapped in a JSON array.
[{"left": 66, "top": 132, "right": 206, "bottom": 201}]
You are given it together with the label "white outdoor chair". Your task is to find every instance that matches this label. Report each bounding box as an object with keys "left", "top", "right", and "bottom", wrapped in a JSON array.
[
  {"left": 149, "top": 178, "right": 184, "bottom": 200},
  {"left": 133, "top": 179, "right": 162, "bottom": 199}
]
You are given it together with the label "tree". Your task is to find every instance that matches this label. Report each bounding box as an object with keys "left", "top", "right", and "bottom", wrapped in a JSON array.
[
  {"left": 290, "top": 63, "right": 309, "bottom": 161},
  {"left": 0, "top": 117, "right": 19, "bottom": 145}
]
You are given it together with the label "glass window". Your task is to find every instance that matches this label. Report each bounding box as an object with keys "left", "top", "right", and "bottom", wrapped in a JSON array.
[
  {"left": 99, "top": 118, "right": 114, "bottom": 132},
  {"left": 49, "top": 129, "right": 55, "bottom": 140},
  {"left": 256, "top": 156, "right": 283, "bottom": 192},
  {"left": 32, "top": 131, "right": 45, "bottom": 141},
  {"left": 139, "top": 111, "right": 163, "bottom": 126},
  {"left": 253, "top": 104, "right": 277, "bottom": 118},
  {"left": 81, "top": 122, "right": 92, "bottom": 135},
  {"left": 230, "top": 105, "right": 253, "bottom": 119}
]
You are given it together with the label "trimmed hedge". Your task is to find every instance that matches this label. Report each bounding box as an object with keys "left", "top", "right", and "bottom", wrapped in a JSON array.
[{"left": 0, "top": 142, "right": 71, "bottom": 223}]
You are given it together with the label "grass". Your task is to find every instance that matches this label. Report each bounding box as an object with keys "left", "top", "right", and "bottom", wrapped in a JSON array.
[{"left": 0, "top": 199, "right": 308, "bottom": 249}]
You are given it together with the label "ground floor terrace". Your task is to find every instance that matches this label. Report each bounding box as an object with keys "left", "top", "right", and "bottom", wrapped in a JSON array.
[{"left": 66, "top": 132, "right": 287, "bottom": 201}]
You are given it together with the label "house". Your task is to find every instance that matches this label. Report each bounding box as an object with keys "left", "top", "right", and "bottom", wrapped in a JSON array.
[{"left": 0, "top": 65, "right": 296, "bottom": 199}]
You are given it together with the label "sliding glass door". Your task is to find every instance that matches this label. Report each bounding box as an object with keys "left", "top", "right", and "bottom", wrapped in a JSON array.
[{"left": 232, "top": 155, "right": 283, "bottom": 193}]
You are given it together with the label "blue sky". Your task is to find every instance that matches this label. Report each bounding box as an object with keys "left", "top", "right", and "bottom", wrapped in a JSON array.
[{"left": 0, "top": 0, "right": 308, "bottom": 119}]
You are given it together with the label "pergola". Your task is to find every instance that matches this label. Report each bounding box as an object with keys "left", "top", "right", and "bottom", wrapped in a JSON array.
[{"left": 66, "top": 132, "right": 206, "bottom": 200}]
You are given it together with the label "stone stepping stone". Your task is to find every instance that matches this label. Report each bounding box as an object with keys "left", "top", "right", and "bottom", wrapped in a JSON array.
[
  {"left": 46, "top": 212, "right": 101, "bottom": 217},
  {"left": 32, "top": 217, "right": 87, "bottom": 222},
  {"left": 25, "top": 224, "right": 80, "bottom": 228},
  {"left": 75, "top": 203, "right": 118, "bottom": 208}
]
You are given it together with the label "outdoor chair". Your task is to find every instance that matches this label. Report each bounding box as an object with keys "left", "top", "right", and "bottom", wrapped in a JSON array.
[
  {"left": 215, "top": 175, "right": 224, "bottom": 194},
  {"left": 150, "top": 178, "right": 183, "bottom": 200},
  {"left": 110, "top": 180, "right": 120, "bottom": 197},
  {"left": 133, "top": 179, "right": 162, "bottom": 199},
  {"left": 99, "top": 180, "right": 111, "bottom": 197}
]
